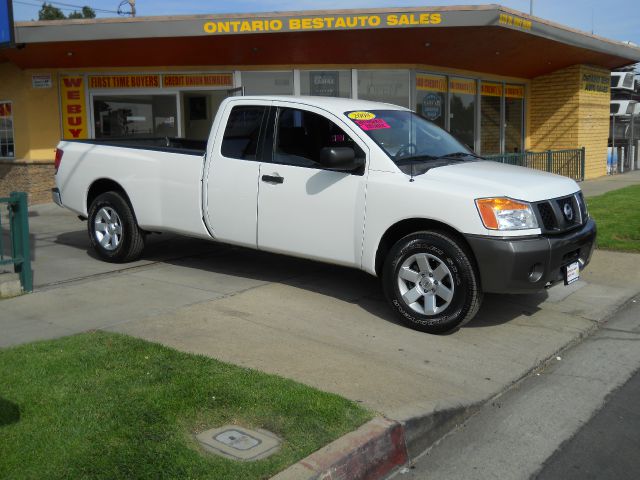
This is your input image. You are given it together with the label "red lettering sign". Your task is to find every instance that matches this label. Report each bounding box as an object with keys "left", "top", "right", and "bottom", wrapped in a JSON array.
[{"left": 63, "top": 78, "right": 83, "bottom": 88}]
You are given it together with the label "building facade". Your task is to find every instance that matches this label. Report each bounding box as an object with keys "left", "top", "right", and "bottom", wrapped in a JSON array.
[{"left": 1, "top": 5, "right": 639, "bottom": 203}]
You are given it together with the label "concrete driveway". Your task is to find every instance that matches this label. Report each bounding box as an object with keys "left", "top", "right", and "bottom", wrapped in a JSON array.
[{"left": 2, "top": 202, "right": 639, "bottom": 455}]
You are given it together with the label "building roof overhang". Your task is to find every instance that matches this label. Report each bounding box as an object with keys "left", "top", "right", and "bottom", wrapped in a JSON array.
[{"left": 1, "top": 4, "right": 639, "bottom": 78}]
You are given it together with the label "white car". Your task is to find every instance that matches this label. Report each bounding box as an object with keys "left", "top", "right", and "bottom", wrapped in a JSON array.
[{"left": 53, "top": 96, "right": 596, "bottom": 334}]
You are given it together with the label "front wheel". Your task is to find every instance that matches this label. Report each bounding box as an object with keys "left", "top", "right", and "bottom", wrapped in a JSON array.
[
  {"left": 88, "top": 191, "right": 145, "bottom": 263},
  {"left": 382, "top": 231, "right": 482, "bottom": 334}
]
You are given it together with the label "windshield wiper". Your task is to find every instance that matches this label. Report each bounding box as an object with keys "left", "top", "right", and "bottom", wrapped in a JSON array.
[{"left": 438, "top": 151, "right": 483, "bottom": 160}]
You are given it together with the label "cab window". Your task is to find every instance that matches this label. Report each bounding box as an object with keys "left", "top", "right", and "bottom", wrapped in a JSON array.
[
  {"left": 221, "top": 106, "right": 266, "bottom": 160},
  {"left": 273, "top": 108, "right": 364, "bottom": 170}
]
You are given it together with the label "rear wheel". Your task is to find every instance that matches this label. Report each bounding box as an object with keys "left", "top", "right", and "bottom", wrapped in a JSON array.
[
  {"left": 382, "top": 231, "right": 482, "bottom": 334},
  {"left": 88, "top": 192, "right": 145, "bottom": 263}
]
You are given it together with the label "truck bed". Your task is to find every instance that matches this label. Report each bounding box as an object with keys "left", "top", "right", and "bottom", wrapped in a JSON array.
[
  {"left": 65, "top": 137, "right": 207, "bottom": 156},
  {"left": 55, "top": 137, "right": 211, "bottom": 239}
]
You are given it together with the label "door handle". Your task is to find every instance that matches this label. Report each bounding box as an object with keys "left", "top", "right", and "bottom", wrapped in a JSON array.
[{"left": 261, "top": 174, "right": 284, "bottom": 184}]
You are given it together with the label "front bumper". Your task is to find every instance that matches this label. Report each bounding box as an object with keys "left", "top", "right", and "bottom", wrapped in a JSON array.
[
  {"left": 465, "top": 218, "right": 597, "bottom": 294},
  {"left": 51, "top": 188, "right": 63, "bottom": 207}
]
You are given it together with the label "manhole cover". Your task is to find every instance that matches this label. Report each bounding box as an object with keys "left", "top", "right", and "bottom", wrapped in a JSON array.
[{"left": 195, "top": 425, "right": 281, "bottom": 461}]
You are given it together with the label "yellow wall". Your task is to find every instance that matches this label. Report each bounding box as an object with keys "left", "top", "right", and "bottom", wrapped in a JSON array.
[
  {"left": 529, "top": 64, "right": 610, "bottom": 179},
  {"left": 0, "top": 64, "right": 62, "bottom": 162},
  {"left": 577, "top": 66, "right": 611, "bottom": 180}
]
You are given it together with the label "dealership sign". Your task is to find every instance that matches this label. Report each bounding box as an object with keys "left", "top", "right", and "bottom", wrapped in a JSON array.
[
  {"left": 203, "top": 12, "right": 442, "bottom": 35},
  {"left": 0, "top": 0, "right": 14, "bottom": 48}
]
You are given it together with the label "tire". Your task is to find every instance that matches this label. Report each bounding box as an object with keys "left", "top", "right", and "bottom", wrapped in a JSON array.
[
  {"left": 382, "top": 231, "right": 482, "bottom": 334},
  {"left": 87, "top": 191, "right": 145, "bottom": 263}
]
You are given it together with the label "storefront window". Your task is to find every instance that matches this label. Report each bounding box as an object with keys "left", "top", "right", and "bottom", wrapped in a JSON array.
[
  {"left": 241, "top": 71, "right": 294, "bottom": 95},
  {"left": 93, "top": 95, "right": 177, "bottom": 138},
  {"left": 0, "top": 102, "right": 15, "bottom": 158},
  {"left": 505, "top": 84, "right": 525, "bottom": 153},
  {"left": 449, "top": 77, "right": 477, "bottom": 149},
  {"left": 357, "top": 70, "right": 410, "bottom": 108},
  {"left": 480, "top": 82, "right": 502, "bottom": 154},
  {"left": 415, "top": 73, "right": 447, "bottom": 129},
  {"left": 300, "top": 70, "right": 351, "bottom": 97}
]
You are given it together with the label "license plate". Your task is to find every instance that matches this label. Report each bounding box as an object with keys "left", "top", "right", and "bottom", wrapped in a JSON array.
[{"left": 564, "top": 261, "right": 580, "bottom": 285}]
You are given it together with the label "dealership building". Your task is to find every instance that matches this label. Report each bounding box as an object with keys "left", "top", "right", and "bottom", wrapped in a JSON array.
[{"left": 1, "top": 4, "right": 640, "bottom": 203}]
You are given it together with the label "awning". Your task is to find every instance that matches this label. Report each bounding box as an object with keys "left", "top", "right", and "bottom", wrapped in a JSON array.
[{"left": 2, "top": 5, "right": 639, "bottom": 78}]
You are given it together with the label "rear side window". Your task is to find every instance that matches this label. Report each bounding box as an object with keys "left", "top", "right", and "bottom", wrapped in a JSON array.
[{"left": 221, "top": 106, "right": 266, "bottom": 160}]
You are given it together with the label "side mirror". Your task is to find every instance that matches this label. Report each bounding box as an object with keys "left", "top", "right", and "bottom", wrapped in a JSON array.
[{"left": 319, "top": 147, "right": 364, "bottom": 172}]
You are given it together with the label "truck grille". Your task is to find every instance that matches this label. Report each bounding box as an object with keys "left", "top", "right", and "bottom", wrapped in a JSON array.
[
  {"left": 534, "top": 193, "right": 586, "bottom": 234},
  {"left": 537, "top": 202, "right": 556, "bottom": 230}
]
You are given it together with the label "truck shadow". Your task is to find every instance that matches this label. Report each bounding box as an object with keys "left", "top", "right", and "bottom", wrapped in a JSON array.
[
  {"left": 53, "top": 232, "right": 547, "bottom": 331},
  {"left": 54, "top": 229, "right": 221, "bottom": 262},
  {"left": 468, "top": 293, "right": 546, "bottom": 328}
]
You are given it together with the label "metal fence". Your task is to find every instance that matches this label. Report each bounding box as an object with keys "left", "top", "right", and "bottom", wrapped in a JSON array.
[
  {"left": 0, "top": 192, "right": 33, "bottom": 293},
  {"left": 609, "top": 114, "right": 640, "bottom": 174},
  {"left": 484, "top": 148, "right": 585, "bottom": 181}
]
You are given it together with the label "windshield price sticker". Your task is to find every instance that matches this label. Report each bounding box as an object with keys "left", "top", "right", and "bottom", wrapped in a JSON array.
[
  {"left": 348, "top": 111, "right": 376, "bottom": 120},
  {"left": 565, "top": 261, "right": 580, "bottom": 285},
  {"left": 355, "top": 118, "right": 391, "bottom": 131}
]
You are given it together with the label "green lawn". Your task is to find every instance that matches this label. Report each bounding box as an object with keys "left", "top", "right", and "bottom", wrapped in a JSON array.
[
  {"left": 0, "top": 332, "right": 372, "bottom": 480},
  {"left": 587, "top": 185, "right": 640, "bottom": 253}
]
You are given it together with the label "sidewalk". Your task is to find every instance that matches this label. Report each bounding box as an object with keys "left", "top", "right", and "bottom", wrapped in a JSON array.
[{"left": 580, "top": 170, "right": 640, "bottom": 197}]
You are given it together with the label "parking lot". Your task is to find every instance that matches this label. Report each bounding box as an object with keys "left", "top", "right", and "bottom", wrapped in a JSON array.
[{"left": 2, "top": 202, "right": 640, "bottom": 430}]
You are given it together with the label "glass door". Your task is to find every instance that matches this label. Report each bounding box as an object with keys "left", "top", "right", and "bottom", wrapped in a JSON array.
[
  {"left": 505, "top": 85, "right": 525, "bottom": 153},
  {"left": 449, "top": 77, "right": 477, "bottom": 149},
  {"left": 181, "top": 90, "right": 229, "bottom": 141},
  {"left": 415, "top": 73, "right": 447, "bottom": 130},
  {"left": 480, "top": 82, "right": 502, "bottom": 154}
]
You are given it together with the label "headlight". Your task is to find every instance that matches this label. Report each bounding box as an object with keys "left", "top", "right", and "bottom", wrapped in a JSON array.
[{"left": 475, "top": 197, "right": 539, "bottom": 230}]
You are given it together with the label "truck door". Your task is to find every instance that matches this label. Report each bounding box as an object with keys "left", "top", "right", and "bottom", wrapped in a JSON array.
[
  {"left": 203, "top": 101, "right": 269, "bottom": 248},
  {"left": 257, "top": 104, "right": 368, "bottom": 267}
]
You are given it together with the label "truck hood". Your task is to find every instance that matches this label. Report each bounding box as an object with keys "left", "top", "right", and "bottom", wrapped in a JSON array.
[{"left": 420, "top": 160, "right": 580, "bottom": 202}]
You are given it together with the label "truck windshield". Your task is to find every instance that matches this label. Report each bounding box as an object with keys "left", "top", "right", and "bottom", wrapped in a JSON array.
[{"left": 345, "top": 110, "right": 474, "bottom": 164}]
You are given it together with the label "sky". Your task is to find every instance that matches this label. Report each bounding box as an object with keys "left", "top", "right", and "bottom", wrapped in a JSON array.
[{"left": 10, "top": 0, "right": 640, "bottom": 45}]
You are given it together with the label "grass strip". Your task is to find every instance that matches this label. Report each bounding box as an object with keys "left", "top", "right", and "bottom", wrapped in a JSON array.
[
  {"left": 587, "top": 185, "right": 640, "bottom": 253},
  {"left": 0, "top": 331, "right": 372, "bottom": 479}
]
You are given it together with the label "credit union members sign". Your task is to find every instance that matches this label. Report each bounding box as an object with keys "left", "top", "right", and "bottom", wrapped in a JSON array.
[{"left": 203, "top": 12, "right": 442, "bottom": 34}]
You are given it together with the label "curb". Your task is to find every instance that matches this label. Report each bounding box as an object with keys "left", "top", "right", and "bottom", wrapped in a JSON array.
[
  {"left": 400, "top": 404, "right": 481, "bottom": 459},
  {"left": 271, "top": 417, "right": 408, "bottom": 480}
]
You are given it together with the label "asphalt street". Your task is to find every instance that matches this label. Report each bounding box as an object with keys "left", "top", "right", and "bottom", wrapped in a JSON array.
[
  {"left": 396, "top": 297, "right": 640, "bottom": 480},
  {"left": 535, "top": 368, "right": 640, "bottom": 480}
]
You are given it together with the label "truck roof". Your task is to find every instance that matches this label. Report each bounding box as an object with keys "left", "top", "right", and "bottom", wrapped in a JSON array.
[{"left": 228, "top": 95, "right": 410, "bottom": 116}]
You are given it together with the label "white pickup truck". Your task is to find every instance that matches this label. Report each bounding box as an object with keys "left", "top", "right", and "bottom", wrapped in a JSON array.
[{"left": 53, "top": 96, "right": 596, "bottom": 334}]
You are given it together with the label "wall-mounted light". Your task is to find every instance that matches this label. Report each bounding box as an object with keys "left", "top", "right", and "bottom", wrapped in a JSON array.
[
  {"left": 424, "top": 42, "right": 431, "bottom": 47},
  {"left": 67, "top": 51, "right": 73, "bottom": 56}
]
